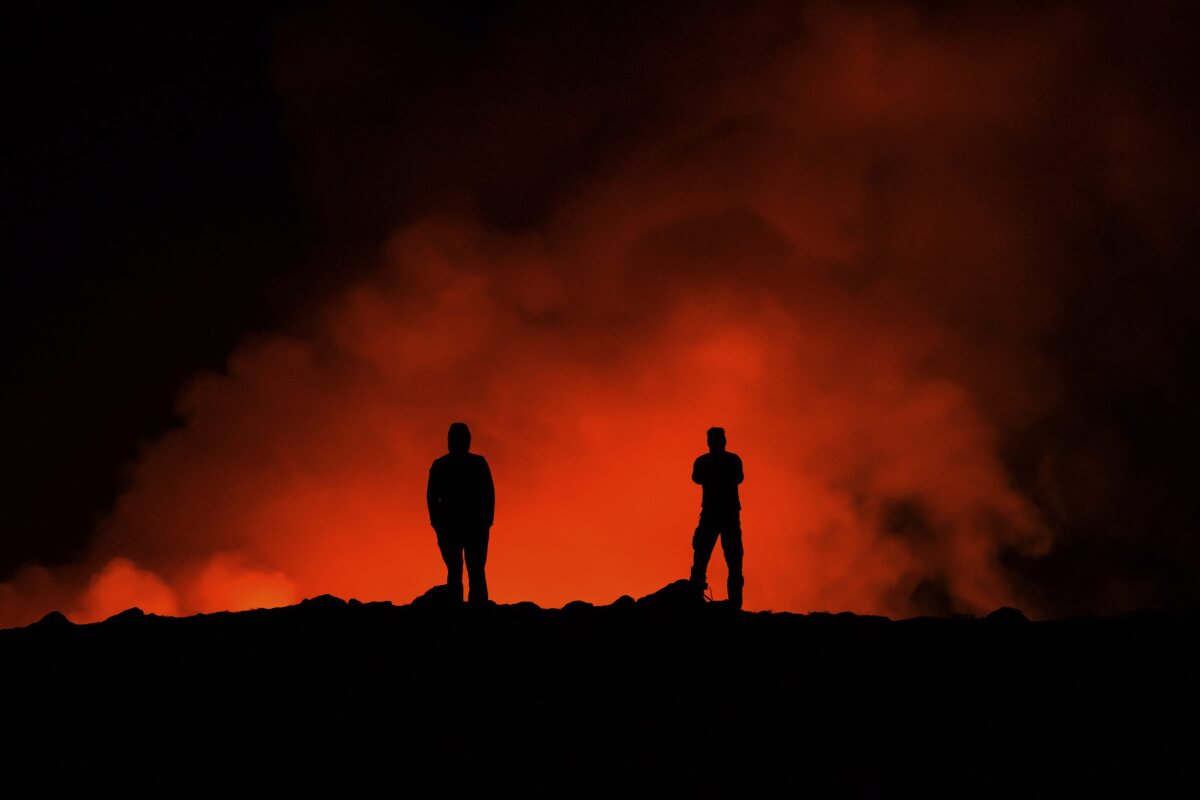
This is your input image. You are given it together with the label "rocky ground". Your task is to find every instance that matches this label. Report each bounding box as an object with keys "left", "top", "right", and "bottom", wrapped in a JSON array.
[{"left": 2, "top": 581, "right": 1196, "bottom": 795}]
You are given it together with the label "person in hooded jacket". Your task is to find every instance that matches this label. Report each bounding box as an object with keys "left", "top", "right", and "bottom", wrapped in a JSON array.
[{"left": 427, "top": 422, "right": 495, "bottom": 604}]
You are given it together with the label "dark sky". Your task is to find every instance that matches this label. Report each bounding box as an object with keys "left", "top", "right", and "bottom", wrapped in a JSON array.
[
  {"left": 3, "top": 1, "right": 1199, "bottom": 622},
  {"left": 4, "top": 3, "right": 306, "bottom": 573},
  {"left": 2, "top": 0, "right": 529, "bottom": 576}
]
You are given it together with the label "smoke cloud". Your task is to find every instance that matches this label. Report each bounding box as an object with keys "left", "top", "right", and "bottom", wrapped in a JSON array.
[{"left": 4, "top": 1, "right": 1198, "bottom": 626}]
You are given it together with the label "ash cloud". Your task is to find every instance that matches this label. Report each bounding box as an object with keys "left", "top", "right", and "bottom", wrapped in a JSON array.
[{"left": 4, "top": 0, "right": 1199, "bottom": 626}]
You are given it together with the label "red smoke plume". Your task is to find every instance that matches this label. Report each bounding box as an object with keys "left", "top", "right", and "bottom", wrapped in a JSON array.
[{"left": 5, "top": 1, "right": 1193, "bottom": 626}]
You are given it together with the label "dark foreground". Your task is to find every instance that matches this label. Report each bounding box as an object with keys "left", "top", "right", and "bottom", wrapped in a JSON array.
[{"left": 2, "top": 582, "right": 1197, "bottom": 795}]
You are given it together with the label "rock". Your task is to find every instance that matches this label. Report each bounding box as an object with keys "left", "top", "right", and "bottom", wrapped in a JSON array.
[
  {"left": 635, "top": 579, "right": 705, "bottom": 611},
  {"left": 300, "top": 594, "right": 348, "bottom": 610},
  {"left": 986, "top": 606, "right": 1030, "bottom": 624},
  {"left": 507, "top": 601, "right": 541, "bottom": 614},
  {"left": 103, "top": 607, "right": 146, "bottom": 624},
  {"left": 31, "top": 610, "right": 74, "bottom": 630},
  {"left": 562, "top": 600, "right": 594, "bottom": 612},
  {"left": 410, "top": 584, "right": 462, "bottom": 609}
]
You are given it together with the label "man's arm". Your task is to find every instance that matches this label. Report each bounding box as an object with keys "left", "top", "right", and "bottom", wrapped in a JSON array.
[
  {"left": 692, "top": 456, "right": 704, "bottom": 485},
  {"left": 426, "top": 462, "right": 441, "bottom": 529},
  {"left": 481, "top": 458, "right": 495, "bottom": 528},
  {"left": 734, "top": 454, "right": 744, "bottom": 485}
]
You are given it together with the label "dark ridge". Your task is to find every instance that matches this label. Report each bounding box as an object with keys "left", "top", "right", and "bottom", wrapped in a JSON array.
[
  {"left": 29, "top": 609, "right": 72, "bottom": 630},
  {"left": 1, "top": 583, "right": 1196, "bottom": 793},
  {"left": 101, "top": 606, "right": 146, "bottom": 624},
  {"left": 985, "top": 605, "right": 1030, "bottom": 624}
]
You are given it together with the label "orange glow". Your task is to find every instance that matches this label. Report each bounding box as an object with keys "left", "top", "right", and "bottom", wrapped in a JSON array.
[
  {"left": 79, "top": 558, "right": 178, "bottom": 621},
  {"left": 1, "top": 3, "right": 1104, "bottom": 628}
]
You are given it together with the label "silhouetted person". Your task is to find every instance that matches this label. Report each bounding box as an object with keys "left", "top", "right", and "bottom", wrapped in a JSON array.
[
  {"left": 689, "top": 427, "right": 744, "bottom": 609},
  {"left": 427, "top": 422, "right": 495, "bottom": 605}
]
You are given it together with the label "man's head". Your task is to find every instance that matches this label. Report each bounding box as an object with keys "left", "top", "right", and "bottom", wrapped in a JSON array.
[
  {"left": 448, "top": 422, "right": 471, "bottom": 454},
  {"left": 707, "top": 426, "right": 726, "bottom": 453}
]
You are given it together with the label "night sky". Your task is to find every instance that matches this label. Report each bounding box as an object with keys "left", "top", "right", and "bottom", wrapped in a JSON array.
[{"left": 3, "top": 0, "right": 1199, "bottom": 627}]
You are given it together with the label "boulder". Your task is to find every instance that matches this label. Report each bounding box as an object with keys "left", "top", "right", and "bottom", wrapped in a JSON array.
[
  {"left": 300, "top": 594, "right": 348, "bottom": 610},
  {"left": 635, "top": 579, "right": 705, "bottom": 612},
  {"left": 102, "top": 607, "right": 146, "bottom": 624},
  {"left": 562, "top": 600, "right": 594, "bottom": 613},
  {"left": 411, "top": 583, "right": 463, "bottom": 610},
  {"left": 986, "top": 606, "right": 1030, "bottom": 624},
  {"left": 31, "top": 610, "right": 74, "bottom": 630}
]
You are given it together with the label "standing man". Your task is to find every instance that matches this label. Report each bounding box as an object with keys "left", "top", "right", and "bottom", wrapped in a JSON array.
[
  {"left": 689, "top": 427, "right": 744, "bottom": 609},
  {"left": 427, "top": 422, "right": 495, "bottom": 605}
]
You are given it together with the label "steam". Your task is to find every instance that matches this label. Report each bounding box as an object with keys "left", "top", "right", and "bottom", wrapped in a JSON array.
[{"left": 5, "top": 1, "right": 1196, "bottom": 626}]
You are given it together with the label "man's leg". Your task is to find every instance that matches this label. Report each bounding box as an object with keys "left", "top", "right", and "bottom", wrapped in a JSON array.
[
  {"left": 690, "top": 512, "right": 720, "bottom": 592},
  {"left": 464, "top": 526, "right": 490, "bottom": 605},
  {"left": 436, "top": 528, "right": 465, "bottom": 602},
  {"left": 719, "top": 514, "right": 744, "bottom": 609}
]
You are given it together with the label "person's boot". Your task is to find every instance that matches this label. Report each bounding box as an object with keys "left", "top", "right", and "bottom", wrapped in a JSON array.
[
  {"left": 728, "top": 574, "right": 744, "bottom": 611},
  {"left": 467, "top": 578, "right": 489, "bottom": 607},
  {"left": 689, "top": 567, "right": 708, "bottom": 598}
]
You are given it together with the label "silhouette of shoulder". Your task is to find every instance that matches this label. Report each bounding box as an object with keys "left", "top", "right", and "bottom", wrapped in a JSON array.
[
  {"left": 430, "top": 452, "right": 490, "bottom": 472},
  {"left": 693, "top": 451, "right": 743, "bottom": 480}
]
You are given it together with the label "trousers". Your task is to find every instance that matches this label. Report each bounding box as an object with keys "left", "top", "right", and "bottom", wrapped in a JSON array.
[
  {"left": 690, "top": 509, "right": 744, "bottom": 608},
  {"left": 437, "top": 525, "right": 490, "bottom": 604}
]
